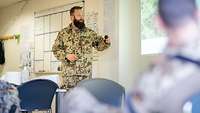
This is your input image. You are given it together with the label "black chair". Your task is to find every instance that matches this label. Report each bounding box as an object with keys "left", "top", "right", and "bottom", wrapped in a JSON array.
[
  {"left": 77, "top": 78, "right": 125, "bottom": 107},
  {"left": 9, "top": 105, "right": 17, "bottom": 113},
  {"left": 18, "top": 79, "right": 59, "bottom": 113}
]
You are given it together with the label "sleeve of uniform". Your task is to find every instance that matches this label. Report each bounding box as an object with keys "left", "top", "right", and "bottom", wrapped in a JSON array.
[
  {"left": 91, "top": 31, "right": 111, "bottom": 51},
  {"left": 52, "top": 31, "right": 67, "bottom": 62}
]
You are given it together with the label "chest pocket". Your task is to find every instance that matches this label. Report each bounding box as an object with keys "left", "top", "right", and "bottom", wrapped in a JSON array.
[
  {"left": 63, "top": 34, "right": 75, "bottom": 53},
  {"left": 80, "top": 35, "right": 93, "bottom": 54}
]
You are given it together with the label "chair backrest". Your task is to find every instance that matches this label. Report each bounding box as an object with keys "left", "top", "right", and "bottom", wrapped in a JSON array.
[
  {"left": 18, "top": 79, "right": 59, "bottom": 111},
  {"left": 77, "top": 78, "right": 125, "bottom": 107},
  {"left": 9, "top": 105, "right": 17, "bottom": 113}
]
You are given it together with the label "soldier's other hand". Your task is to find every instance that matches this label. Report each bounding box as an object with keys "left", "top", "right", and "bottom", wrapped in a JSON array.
[{"left": 66, "top": 54, "right": 78, "bottom": 62}]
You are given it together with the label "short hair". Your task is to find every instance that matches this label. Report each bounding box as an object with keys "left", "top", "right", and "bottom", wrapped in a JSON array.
[
  {"left": 70, "top": 6, "right": 82, "bottom": 16},
  {"left": 158, "top": 0, "right": 197, "bottom": 28}
]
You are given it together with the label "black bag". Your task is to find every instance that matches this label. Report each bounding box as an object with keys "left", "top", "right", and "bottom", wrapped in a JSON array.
[{"left": 0, "top": 41, "right": 5, "bottom": 64}]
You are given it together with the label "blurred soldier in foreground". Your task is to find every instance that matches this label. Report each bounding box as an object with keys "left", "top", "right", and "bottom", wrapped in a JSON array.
[{"left": 127, "top": 0, "right": 200, "bottom": 113}]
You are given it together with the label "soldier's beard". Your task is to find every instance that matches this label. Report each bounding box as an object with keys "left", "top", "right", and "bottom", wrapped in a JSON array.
[{"left": 73, "top": 19, "right": 85, "bottom": 30}]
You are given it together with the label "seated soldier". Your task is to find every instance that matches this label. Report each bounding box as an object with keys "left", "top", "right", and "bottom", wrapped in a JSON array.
[{"left": 0, "top": 80, "right": 20, "bottom": 113}]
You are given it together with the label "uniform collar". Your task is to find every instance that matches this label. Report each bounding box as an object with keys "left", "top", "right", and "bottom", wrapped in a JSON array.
[{"left": 164, "top": 37, "right": 200, "bottom": 61}]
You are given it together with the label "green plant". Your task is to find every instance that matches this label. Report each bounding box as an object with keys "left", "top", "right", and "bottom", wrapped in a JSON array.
[
  {"left": 141, "top": 0, "right": 164, "bottom": 39},
  {"left": 14, "top": 34, "right": 20, "bottom": 44}
]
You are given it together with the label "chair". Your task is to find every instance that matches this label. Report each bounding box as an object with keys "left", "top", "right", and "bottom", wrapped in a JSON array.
[
  {"left": 18, "top": 79, "right": 59, "bottom": 113},
  {"left": 77, "top": 78, "right": 125, "bottom": 107},
  {"left": 9, "top": 105, "right": 17, "bottom": 113}
]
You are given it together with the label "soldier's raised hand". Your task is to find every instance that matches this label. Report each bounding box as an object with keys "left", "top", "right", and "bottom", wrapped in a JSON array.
[
  {"left": 66, "top": 54, "right": 78, "bottom": 62},
  {"left": 104, "top": 35, "right": 111, "bottom": 44}
]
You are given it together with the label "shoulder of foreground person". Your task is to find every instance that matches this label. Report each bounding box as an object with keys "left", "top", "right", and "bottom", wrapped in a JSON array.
[{"left": 62, "top": 87, "right": 122, "bottom": 113}]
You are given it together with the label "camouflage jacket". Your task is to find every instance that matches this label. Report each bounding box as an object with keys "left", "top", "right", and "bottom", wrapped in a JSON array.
[
  {"left": 132, "top": 39, "right": 200, "bottom": 113},
  {"left": 52, "top": 24, "right": 110, "bottom": 76},
  {"left": 0, "top": 80, "right": 20, "bottom": 113}
]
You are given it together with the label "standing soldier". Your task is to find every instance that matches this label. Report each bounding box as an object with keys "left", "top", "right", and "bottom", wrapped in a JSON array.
[{"left": 52, "top": 6, "right": 111, "bottom": 90}]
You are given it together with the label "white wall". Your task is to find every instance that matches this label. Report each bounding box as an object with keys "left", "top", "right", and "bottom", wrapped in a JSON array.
[{"left": 118, "top": 0, "right": 141, "bottom": 90}]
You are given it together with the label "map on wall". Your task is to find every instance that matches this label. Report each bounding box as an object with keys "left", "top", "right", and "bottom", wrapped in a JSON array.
[{"left": 85, "top": 11, "right": 98, "bottom": 32}]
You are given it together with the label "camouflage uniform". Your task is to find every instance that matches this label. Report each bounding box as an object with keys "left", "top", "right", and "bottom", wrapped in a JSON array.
[
  {"left": 131, "top": 39, "right": 200, "bottom": 113},
  {"left": 64, "top": 88, "right": 121, "bottom": 113},
  {"left": 0, "top": 80, "right": 20, "bottom": 113},
  {"left": 52, "top": 24, "right": 110, "bottom": 90}
]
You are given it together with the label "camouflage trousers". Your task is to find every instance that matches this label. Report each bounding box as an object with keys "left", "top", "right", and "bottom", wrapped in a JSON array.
[{"left": 60, "top": 74, "right": 91, "bottom": 91}]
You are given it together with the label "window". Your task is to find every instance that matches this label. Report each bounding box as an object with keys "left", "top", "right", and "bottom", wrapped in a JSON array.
[
  {"left": 141, "top": 0, "right": 200, "bottom": 55},
  {"left": 141, "top": 0, "right": 166, "bottom": 55}
]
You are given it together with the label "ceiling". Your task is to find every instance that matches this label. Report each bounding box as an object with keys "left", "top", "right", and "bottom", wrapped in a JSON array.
[{"left": 0, "top": 0, "right": 23, "bottom": 8}]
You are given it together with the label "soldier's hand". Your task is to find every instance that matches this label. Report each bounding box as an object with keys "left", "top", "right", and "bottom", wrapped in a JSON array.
[
  {"left": 105, "top": 38, "right": 111, "bottom": 44},
  {"left": 66, "top": 54, "right": 78, "bottom": 62},
  {"left": 104, "top": 35, "right": 111, "bottom": 44}
]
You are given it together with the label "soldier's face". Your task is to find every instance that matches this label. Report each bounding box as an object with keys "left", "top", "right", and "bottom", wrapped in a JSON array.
[
  {"left": 71, "top": 9, "right": 85, "bottom": 30},
  {"left": 72, "top": 9, "right": 84, "bottom": 22}
]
